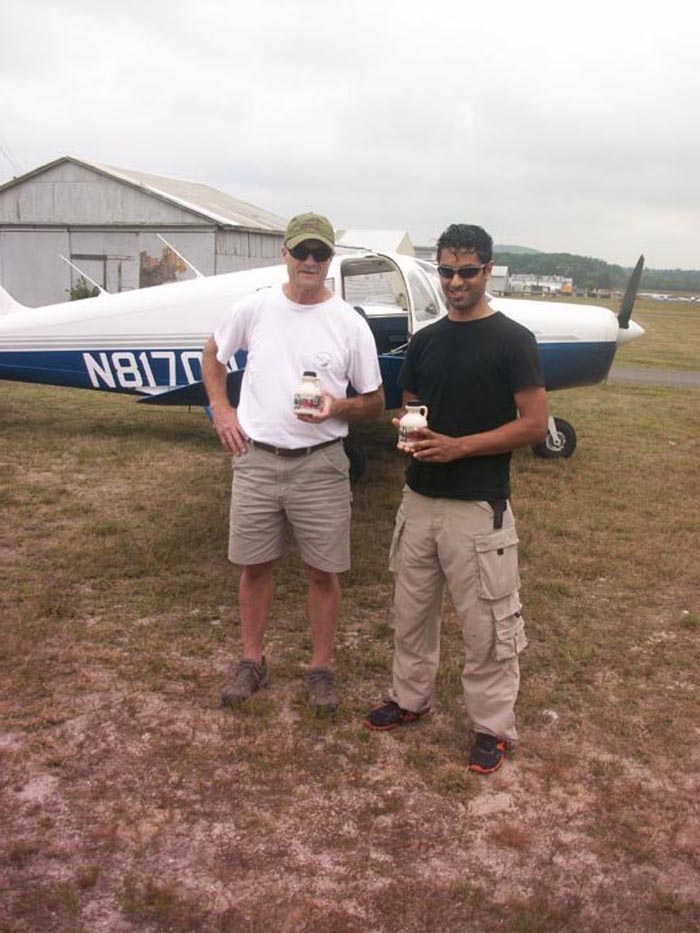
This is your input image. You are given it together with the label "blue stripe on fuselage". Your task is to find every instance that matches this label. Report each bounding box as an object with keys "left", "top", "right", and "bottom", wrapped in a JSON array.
[
  {"left": 378, "top": 341, "right": 617, "bottom": 409},
  {"left": 0, "top": 342, "right": 616, "bottom": 402},
  {"left": 0, "top": 348, "right": 244, "bottom": 394},
  {"left": 539, "top": 341, "right": 616, "bottom": 390}
]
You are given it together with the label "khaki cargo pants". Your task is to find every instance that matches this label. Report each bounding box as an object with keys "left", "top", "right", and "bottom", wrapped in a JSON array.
[{"left": 388, "top": 487, "right": 527, "bottom": 743}]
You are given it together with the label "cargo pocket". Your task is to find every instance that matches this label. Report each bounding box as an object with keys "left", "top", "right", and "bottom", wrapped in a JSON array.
[
  {"left": 474, "top": 525, "right": 520, "bottom": 600},
  {"left": 474, "top": 526, "right": 526, "bottom": 661},
  {"left": 492, "top": 593, "right": 528, "bottom": 660}
]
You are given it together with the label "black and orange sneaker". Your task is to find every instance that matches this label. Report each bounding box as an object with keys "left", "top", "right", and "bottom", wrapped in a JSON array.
[
  {"left": 468, "top": 733, "right": 507, "bottom": 774},
  {"left": 363, "top": 700, "right": 428, "bottom": 731}
]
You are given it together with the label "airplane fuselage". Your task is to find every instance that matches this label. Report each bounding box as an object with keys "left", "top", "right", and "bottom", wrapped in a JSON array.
[{"left": 0, "top": 250, "right": 643, "bottom": 411}]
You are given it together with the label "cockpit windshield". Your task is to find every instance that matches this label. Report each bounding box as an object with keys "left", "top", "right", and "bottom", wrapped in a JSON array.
[{"left": 409, "top": 262, "right": 446, "bottom": 326}]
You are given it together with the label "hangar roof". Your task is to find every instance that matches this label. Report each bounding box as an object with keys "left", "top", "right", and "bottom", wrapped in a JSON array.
[{"left": 0, "top": 157, "right": 288, "bottom": 232}]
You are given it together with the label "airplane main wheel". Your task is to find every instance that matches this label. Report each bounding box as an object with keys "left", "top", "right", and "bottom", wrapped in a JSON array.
[
  {"left": 532, "top": 417, "right": 577, "bottom": 459},
  {"left": 343, "top": 436, "right": 367, "bottom": 482}
]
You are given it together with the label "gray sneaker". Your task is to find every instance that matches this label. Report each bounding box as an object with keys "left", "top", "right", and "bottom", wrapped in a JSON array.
[
  {"left": 221, "top": 657, "right": 269, "bottom": 706},
  {"left": 307, "top": 667, "right": 339, "bottom": 715}
]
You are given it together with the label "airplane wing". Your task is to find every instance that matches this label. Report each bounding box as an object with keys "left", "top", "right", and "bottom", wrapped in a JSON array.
[{"left": 138, "top": 370, "right": 242, "bottom": 407}]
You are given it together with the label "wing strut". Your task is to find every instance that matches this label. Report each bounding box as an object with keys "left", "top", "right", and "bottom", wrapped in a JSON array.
[
  {"left": 59, "top": 255, "right": 107, "bottom": 295},
  {"left": 156, "top": 234, "right": 204, "bottom": 278}
]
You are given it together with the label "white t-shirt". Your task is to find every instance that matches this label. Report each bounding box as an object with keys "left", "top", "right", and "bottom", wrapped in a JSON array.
[{"left": 214, "top": 284, "right": 382, "bottom": 447}]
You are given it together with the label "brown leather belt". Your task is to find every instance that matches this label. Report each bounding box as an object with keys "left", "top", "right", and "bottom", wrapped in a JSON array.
[{"left": 250, "top": 438, "right": 341, "bottom": 458}]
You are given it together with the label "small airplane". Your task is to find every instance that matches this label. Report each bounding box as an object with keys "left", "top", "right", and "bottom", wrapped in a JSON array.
[{"left": 0, "top": 246, "right": 644, "bottom": 466}]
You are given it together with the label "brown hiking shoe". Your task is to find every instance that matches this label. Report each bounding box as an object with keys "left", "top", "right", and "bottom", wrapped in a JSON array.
[
  {"left": 221, "top": 657, "right": 269, "bottom": 706},
  {"left": 307, "top": 667, "right": 339, "bottom": 715}
]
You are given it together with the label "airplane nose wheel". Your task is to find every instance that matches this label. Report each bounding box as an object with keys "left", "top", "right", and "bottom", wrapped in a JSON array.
[{"left": 532, "top": 416, "right": 577, "bottom": 459}]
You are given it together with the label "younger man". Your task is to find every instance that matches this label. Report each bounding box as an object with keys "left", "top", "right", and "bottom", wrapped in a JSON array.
[{"left": 364, "top": 223, "right": 548, "bottom": 772}]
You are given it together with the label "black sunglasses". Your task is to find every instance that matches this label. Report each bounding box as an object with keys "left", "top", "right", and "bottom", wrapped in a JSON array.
[
  {"left": 437, "top": 263, "right": 487, "bottom": 280},
  {"left": 288, "top": 244, "right": 333, "bottom": 262}
]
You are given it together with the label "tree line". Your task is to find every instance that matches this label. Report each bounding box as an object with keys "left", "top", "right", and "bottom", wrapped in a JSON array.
[{"left": 494, "top": 251, "right": 700, "bottom": 293}]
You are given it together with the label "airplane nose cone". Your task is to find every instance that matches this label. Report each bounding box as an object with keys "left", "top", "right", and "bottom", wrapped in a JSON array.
[{"left": 617, "top": 320, "right": 645, "bottom": 345}]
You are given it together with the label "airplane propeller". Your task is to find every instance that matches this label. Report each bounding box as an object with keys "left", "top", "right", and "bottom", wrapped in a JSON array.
[{"left": 618, "top": 254, "right": 644, "bottom": 329}]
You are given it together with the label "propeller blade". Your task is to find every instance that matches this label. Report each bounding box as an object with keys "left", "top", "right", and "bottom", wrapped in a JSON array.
[{"left": 618, "top": 254, "right": 644, "bottom": 329}]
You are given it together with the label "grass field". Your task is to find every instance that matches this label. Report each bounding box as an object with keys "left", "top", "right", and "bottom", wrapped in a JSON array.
[
  {"left": 617, "top": 299, "right": 700, "bottom": 370},
  {"left": 1, "top": 321, "right": 699, "bottom": 931}
]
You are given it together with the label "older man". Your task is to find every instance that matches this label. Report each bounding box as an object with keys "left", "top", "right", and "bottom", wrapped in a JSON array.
[{"left": 203, "top": 212, "right": 384, "bottom": 713}]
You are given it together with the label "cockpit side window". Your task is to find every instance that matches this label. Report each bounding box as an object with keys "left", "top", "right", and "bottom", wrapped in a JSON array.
[
  {"left": 408, "top": 269, "right": 442, "bottom": 323},
  {"left": 343, "top": 270, "right": 398, "bottom": 306}
]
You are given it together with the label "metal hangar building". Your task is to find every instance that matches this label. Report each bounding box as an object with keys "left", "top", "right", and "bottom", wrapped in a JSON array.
[{"left": 0, "top": 156, "right": 288, "bottom": 306}]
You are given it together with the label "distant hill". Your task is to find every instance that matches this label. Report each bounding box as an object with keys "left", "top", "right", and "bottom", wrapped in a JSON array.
[
  {"left": 493, "top": 249, "right": 700, "bottom": 292},
  {"left": 494, "top": 244, "right": 542, "bottom": 255}
]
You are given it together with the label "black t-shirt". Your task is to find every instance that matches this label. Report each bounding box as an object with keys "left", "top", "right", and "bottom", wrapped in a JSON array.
[{"left": 399, "top": 312, "right": 544, "bottom": 500}]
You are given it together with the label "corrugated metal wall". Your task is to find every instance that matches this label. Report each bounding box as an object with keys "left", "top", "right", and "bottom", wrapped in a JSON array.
[
  {"left": 0, "top": 163, "right": 284, "bottom": 305},
  {"left": 0, "top": 229, "right": 72, "bottom": 306},
  {"left": 0, "top": 228, "right": 225, "bottom": 305},
  {"left": 215, "top": 229, "right": 284, "bottom": 273}
]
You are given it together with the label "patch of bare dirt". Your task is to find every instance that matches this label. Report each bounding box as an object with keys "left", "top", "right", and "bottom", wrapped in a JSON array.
[{"left": 2, "top": 638, "right": 699, "bottom": 932}]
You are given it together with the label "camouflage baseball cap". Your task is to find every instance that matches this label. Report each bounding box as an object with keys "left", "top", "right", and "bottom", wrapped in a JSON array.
[{"left": 284, "top": 212, "right": 335, "bottom": 250}]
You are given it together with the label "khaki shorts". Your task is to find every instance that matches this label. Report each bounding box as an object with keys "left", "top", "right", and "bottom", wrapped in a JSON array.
[{"left": 228, "top": 441, "right": 351, "bottom": 572}]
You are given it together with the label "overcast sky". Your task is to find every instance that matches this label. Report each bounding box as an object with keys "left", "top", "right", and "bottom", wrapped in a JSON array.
[{"left": 2, "top": 0, "right": 698, "bottom": 269}]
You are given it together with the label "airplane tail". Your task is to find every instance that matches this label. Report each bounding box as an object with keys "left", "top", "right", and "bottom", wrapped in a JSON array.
[{"left": 0, "top": 282, "right": 26, "bottom": 315}]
